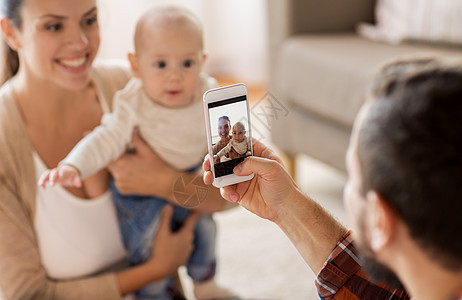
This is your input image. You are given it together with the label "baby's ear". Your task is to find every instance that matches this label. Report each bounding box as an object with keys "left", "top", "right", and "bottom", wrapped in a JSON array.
[{"left": 128, "top": 53, "right": 140, "bottom": 78}]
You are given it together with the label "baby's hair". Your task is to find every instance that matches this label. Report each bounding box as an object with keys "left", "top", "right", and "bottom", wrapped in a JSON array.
[
  {"left": 233, "top": 121, "right": 245, "bottom": 131},
  {"left": 134, "top": 5, "right": 204, "bottom": 53}
]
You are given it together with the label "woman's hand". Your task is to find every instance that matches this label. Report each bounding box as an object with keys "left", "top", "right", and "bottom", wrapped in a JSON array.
[
  {"left": 203, "top": 139, "right": 300, "bottom": 222},
  {"left": 116, "top": 205, "right": 199, "bottom": 294},
  {"left": 146, "top": 205, "right": 199, "bottom": 277},
  {"left": 108, "top": 131, "right": 179, "bottom": 199}
]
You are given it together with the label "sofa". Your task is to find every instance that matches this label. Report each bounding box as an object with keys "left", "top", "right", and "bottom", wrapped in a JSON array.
[{"left": 267, "top": 0, "right": 462, "bottom": 173}]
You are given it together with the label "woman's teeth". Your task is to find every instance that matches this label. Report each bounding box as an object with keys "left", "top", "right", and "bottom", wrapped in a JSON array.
[{"left": 59, "top": 56, "right": 86, "bottom": 68}]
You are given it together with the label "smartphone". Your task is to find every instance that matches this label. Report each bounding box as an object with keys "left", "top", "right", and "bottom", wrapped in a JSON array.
[{"left": 204, "top": 83, "right": 254, "bottom": 188}]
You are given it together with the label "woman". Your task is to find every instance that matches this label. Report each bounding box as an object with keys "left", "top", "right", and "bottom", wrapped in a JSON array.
[{"left": 0, "top": 0, "right": 226, "bottom": 298}]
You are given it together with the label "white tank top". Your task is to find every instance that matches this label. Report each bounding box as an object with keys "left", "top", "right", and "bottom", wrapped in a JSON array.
[{"left": 33, "top": 152, "right": 127, "bottom": 279}]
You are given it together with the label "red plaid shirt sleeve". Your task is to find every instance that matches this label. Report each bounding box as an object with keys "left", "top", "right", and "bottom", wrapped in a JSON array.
[{"left": 315, "top": 231, "right": 410, "bottom": 300}]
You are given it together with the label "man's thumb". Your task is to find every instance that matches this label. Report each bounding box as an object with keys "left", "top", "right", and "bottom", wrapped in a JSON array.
[{"left": 233, "top": 156, "right": 274, "bottom": 177}]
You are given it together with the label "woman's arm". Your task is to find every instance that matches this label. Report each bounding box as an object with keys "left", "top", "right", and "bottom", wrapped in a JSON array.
[
  {"left": 108, "top": 133, "right": 229, "bottom": 213},
  {"left": 0, "top": 182, "right": 121, "bottom": 299},
  {"left": 0, "top": 181, "right": 198, "bottom": 298},
  {"left": 116, "top": 206, "right": 198, "bottom": 294}
]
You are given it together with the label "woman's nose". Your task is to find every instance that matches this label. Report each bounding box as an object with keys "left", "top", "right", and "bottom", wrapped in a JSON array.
[{"left": 66, "top": 27, "right": 89, "bottom": 49}]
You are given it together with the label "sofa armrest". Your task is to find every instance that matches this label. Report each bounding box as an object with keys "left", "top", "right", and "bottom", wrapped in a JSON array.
[
  {"left": 290, "top": 0, "right": 376, "bottom": 34},
  {"left": 267, "top": 0, "right": 376, "bottom": 90},
  {"left": 268, "top": 0, "right": 376, "bottom": 36}
]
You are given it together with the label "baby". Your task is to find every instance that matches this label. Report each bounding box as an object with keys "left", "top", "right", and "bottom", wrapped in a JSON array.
[
  {"left": 39, "top": 6, "right": 234, "bottom": 300},
  {"left": 214, "top": 122, "right": 251, "bottom": 163}
]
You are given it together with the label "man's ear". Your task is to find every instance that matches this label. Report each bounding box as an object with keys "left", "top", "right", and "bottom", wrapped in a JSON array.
[
  {"left": 1, "top": 17, "right": 21, "bottom": 51},
  {"left": 128, "top": 53, "right": 140, "bottom": 78},
  {"left": 366, "top": 191, "right": 397, "bottom": 253}
]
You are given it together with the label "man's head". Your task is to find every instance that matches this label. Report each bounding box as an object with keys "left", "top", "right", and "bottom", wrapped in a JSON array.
[
  {"left": 344, "top": 57, "right": 462, "bottom": 288},
  {"left": 128, "top": 5, "right": 206, "bottom": 108},
  {"left": 218, "top": 116, "right": 231, "bottom": 140}
]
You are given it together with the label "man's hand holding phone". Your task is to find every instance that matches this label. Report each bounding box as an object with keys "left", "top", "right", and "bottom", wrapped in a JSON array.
[
  {"left": 202, "top": 139, "right": 301, "bottom": 222},
  {"left": 203, "top": 83, "right": 254, "bottom": 187}
]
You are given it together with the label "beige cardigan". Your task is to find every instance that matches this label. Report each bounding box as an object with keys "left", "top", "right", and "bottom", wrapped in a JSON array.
[{"left": 0, "top": 60, "right": 130, "bottom": 299}]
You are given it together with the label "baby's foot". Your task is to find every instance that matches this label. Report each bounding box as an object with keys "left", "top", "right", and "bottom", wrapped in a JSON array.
[{"left": 193, "top": 279, "right": 238, "bottom": 300}]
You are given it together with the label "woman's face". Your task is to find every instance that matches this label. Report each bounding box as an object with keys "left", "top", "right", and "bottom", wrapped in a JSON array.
[
  {"left": 14, "top": 0, "right": 99, "bottom": 90},
  {"left": 217, "top": 118, "right": 230, "bottom": 140}
]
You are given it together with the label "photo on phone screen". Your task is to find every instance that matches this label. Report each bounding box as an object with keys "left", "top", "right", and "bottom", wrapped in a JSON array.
[{"left": 208, "top": 94, "right": 252, "bottom": 178}]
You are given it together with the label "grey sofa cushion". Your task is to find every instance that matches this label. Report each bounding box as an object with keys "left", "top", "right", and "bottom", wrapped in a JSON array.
[{"left": 275, "top": 33, "right": 462, "bottom": 128}]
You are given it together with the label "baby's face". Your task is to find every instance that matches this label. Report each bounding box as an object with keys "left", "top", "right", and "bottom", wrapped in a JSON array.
[
  {"left": 232, "top": 124, "right": 246, "bottom": 143},
  {"left": 133, "top": 23, "right": 205, "bottom": 108}
]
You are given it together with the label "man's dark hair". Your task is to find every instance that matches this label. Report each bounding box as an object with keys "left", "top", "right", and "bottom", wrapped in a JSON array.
[
  {"left": 357, "top": 58, "right": 462, "bottom": 270},
  {"left": 218, "top": 115, "right": 230, "bottom": 123}
]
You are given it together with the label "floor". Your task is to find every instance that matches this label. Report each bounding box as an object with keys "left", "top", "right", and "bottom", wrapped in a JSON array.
[{"left": 180, "top": 81, "right": 349, "bottom": 299}]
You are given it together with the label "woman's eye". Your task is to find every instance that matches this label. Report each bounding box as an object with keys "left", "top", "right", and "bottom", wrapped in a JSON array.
[
  {"left": 183, "top": 60, "right": 194, "bottom": 68},
  {"left": 82, "top": 16, "right": 98, "bottom": 27},
  {"left": 46, "top": 23, "right": 62, "bottom": 32},
  {"left": 155, "top": 61, "right": 166, "bottom": 68}
]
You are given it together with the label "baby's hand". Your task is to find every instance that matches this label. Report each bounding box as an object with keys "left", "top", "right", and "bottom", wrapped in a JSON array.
[
  {"left": 228, "top": 147, "right": 240, "bottom": 160},
  {"left": 38, "top": 164, "right": 82, "bottom": 189}
]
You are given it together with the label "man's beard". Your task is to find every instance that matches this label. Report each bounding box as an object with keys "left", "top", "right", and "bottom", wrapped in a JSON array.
[
  {"left": 356, "top": 214, "right": 406, "bottom": 290},
  {"left": 360, "top": 253, "right": 405, "bottom": 290}
]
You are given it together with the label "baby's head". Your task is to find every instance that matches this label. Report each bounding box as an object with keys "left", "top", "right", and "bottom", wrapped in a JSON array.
[
  {"left": 128, "top": 5, "right": 206, "bottom": 108},
  {"left": 231, "top": 122, "right": 246, "bottom": 143}
]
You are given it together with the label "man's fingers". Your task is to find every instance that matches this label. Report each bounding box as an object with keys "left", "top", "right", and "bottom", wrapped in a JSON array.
[
  {"left": 202, "top": 154, "right": 211, "bottom": 172},
  {"left": 202, "top": 154, "right": 214, "bottom": 185},
  {"left": 220, "top": 185, "right": 240, "bottom": 203},
  {"left": 203, "top": 170, "right": 214, "bottom": 185}
]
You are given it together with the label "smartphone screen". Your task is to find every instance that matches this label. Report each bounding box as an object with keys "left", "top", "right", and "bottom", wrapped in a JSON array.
[{"left": 207, "top": 94, "right": 252, "bottom": 178}]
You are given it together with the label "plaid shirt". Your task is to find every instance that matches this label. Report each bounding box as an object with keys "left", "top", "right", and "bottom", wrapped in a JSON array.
[{"left": 316, "top": 231, "right": 410, "bottom": 300}]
